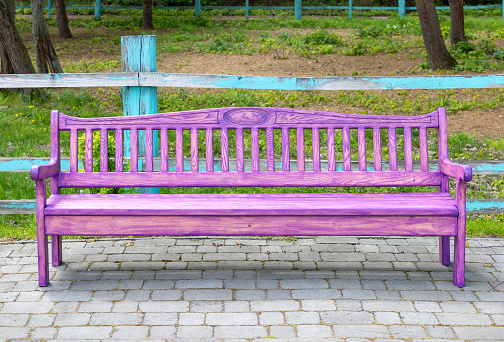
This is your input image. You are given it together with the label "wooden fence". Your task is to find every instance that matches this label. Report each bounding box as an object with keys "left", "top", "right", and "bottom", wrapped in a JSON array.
[
  {"left": 16, "top": 0, "right": 504, "bottom": 20},
  {"left": 1, "top": 35, "right": 503, "bottom": 214}
]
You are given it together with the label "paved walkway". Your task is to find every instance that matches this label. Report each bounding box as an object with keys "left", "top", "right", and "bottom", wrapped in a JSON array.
[{"left": 0, "top": 236, "right": 503, "bottom": 341}]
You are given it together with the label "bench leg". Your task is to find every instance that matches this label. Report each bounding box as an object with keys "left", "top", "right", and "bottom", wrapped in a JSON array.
[
  {"left": 51, "top": 236, "right": 63, "bottom": 267},
  {"left": 439, "top": 236, "right": 450, "bottom": 266},
  {"left": 36, "top": 180, "right": 49, "bottom": 287},
  {"left": 453, "top": 221, "right": 466, "bottom": 287}
]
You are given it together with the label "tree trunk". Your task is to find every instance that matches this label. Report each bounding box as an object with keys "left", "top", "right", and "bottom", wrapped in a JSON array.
[
  {"left": 0, "top": 0, "right": 15, "bottom": 74},
  {"left": 415, "top": 0, "right": 457, "bottom": 70},
  {"left": 31, "top": 0, "right": 63, "bottom": 73},
  {"left": 448, "top": 0, "right": 466, "bottom": 46},
  {"left": 143, "top": 0, "right": 154, "bottom": 30},
  {"left": 55, "top": 0, "right": 73, "bottom": 38},
  {"left": 0, "top": 0, "right": 35, "bottom": 74}
]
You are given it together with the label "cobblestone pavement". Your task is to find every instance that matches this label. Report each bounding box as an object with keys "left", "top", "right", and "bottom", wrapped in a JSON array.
[{"left": 0, "top": 236, "right": 504, "bottom": 341}]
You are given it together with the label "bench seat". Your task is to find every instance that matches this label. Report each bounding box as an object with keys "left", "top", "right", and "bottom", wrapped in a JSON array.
[{"left": 45, "top": 193, "right": 458, "bottom": 217}]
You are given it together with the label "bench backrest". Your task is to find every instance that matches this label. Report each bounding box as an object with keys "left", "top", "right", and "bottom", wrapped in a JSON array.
[{"left": 49, "top": 107, "right": 449, "bottom": 189}]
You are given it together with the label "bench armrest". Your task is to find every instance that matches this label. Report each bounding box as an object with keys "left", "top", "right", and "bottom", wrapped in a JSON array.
[
  {"left": 439, "top": 158, "right": 472, "bottom": 182},
  {"left": 31, "top": 159, "right": 59, "bottom": 181}
]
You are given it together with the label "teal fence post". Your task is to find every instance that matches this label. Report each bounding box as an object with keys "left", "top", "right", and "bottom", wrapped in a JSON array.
[
  {"left": 95, "top": 0, "right": 101, "bottom": 19},
  {"left": 398, "top": 0, "right": 405, "bottom": 17},
  {"left": 195, "top": 0, "right": 201, "bottom": 17},
  {"left": 121, "top": 35, "right": 160, "bottom": 194},
  {"left": 246, "top": 0, "right": 249, "bottom": 19},
  {"left": 295, "top": 0, "right": 302, "bottom": 20},
  {"left": 47, "top": 0, "right": 51, "bottom": 18},
  {"left": 349, "top": 0, "right": 352, "bottom": 19}
]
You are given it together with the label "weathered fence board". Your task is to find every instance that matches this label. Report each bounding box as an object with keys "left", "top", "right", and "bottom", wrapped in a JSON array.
[{"left": 2, "top": 73, "right": 504, "bottom": 90}]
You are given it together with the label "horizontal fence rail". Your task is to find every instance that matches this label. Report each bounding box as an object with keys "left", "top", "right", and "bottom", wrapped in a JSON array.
[
  {"left": 3, "top": 73, "right": 504, "bottom": 90},
  {"left": 1, "top": 158, "right": 503, "bottom": 214},
  {"left": 17, "top": 0, "right": 504, "bottom": 20}
]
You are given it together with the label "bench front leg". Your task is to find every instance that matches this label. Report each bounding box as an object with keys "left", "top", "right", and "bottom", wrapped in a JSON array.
[
  {"left": 453, "top": 179, "right": 467, "bottom": 287},
  {"left": 439, "top": 236, "right": 450, "bottom": 266},
  {"left": 36, "top": 180, "right": 49, "bottom": 287}
]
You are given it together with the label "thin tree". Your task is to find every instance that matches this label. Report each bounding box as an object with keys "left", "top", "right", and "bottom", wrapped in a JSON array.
[
  {"left": 143, "top": 0, "right": 154, "bottom": 30},
  {"left": 448, "top": 0, "right": 466, "bottom": 46},
  {"left": 0, "top": 0, "right": 15, "bottom": 74},
  {"left": 55, "top": 0, "right": 73, "bottom": 38},
  {"left": 415, "top": 0, "right": 457, "bottom": 70},
  {"left": 31, "top": 0, "right": 63, "bottom": 73}
]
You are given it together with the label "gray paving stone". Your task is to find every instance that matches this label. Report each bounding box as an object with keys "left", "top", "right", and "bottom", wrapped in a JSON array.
[
  {"left": 362, "top": 300, "right": 414, "bottom": 312},
  {"left": 0, "top": 314, "right": 30, "bottom": 326},
  {"left": 297, "top": 324, "right": 333, "bottom": 337},
  {"left": 224, "top": 279, "right": 256, "bottom": 289},
  {"left": 190, "top": 301, "right": 224, "bottom": 313},
  {"left": 259, "top": 312, "right": 284, "bottom": 325},
  {"left": 321, "top": 311, "right": 374, "bottom": 325},
  {"left": 111, "top": 326, "right": 149, "bottom": 340},
  {"left": 436, "top": 312, "right": 493, "bottom": 325},
  {"left": 266, "top": 290, "right": 291, "bottom": 299},
  {"left": 375, "top": 312, "right": 401, "bottom": 324},
  {"left": 143, "top": 312, "right": 178, "bottom": 325},
  {"left": 285, "top": 311, "right": 320, "bottom": 324},
  {"left": 425, "top": 325, "right": 456, "bottom": 339},
  {"left": 112, "top": 301, "right": 138, "bottom": 312},
  {"left": 89, "top": 312, "right": 143, "bottom": 325},
  {"left": 92, "top": 290, "right": 125, "bottom": 301},
  {"left": 0, "top": 327, "right": 31, "bottom": 339},
  {"left": 453, "top": 326, "right": 504, "bottom": 340},
  {"left": 400, "top": 312, "right": 438, "bottom": 325},
  {"left": 474, "top": 301, "right": 504, "bottom": 313},
  {"left": 184, "top": 289, "right": 232, "bottom": 301},
  {"left": 30, "top": 327, "right": 58, "bottom": 340},
  {"left": 333, "top": 325, "right": 389, "bottom": 338},
  {"left": 390, "top": 325, "right": 427, "bottom": 339},
  {"left": 234, "top": 290, "right": 266, "bottom": 300},
  {"left": 439, "top": 301, "right": 476, "bottom": 313},
  {"left": 149, "top": 326, "right": 176, "bottom": 339},
  {"left": 268, "top": 325, "right": 296, "bottom": 338},
  {"left": 177, "top": 326, "right": 213, "bottom": 339},
  {"left": 139, "top": 301, "right": 189, "bottom": 312},
  {"left": 176, "top": 279, "right": 223, "bottom": 289},
  {"left": 54, "top": 313, "right": 91, "bottom": 326},
  {"left": 179, "top": 312, "right": 205, "bottom": 325},
  {"left": 400, "top": 290, "right": 452, "bottom": 301},
  {"left": 301, "top": 299, "right": 336, "bottom": 311},
  {"left": 224, "top": 301, "right": 250, "bottom": 312},
  {"left": 151, "top": 290, "right": 183, "bottom": 301},
  {"left": 57, "top": 326, "right": 113, "bottom": 339},
  {"left": 214, "top": 326, "right": 267, "bottom": 339},
  {"left": 250, "top": 300, "right": 300, "bottom": 312},
  {"left": 335, "top": 300, "right": 362, "bottom": 312},
  {"left": 206, "top": 313, "right": 258, "bottom": 325},
  {"left": 292, "top": 289, "right": 342, "bottom": 299},
  {"left": 2, "top": 301, "right": 54, "bottom": 313}
]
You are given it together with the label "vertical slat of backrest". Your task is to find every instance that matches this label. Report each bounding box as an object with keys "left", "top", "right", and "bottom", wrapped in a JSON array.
[
  {"left": 160, "top": 128, "right": 168, "bottom": 172},
  {"left": 251, "top": 128, "right": 260, "bottom": 172},
  {"left": 373, "top": 127, "right": 382, "bottom": 171},
  {"left": 312, "top": 128, "right": 321, "bottom": 172},
  {"left": 357, "top": 127, "right": 366, "bottom": 171},
  {"left": 438, "top": 108, "right": 449, "bottom": 192},
  {"left": 130, "top": 128, "right": 138, "bottom": 172},
  {"left": 388, "top": 128, "right": 398, "bottom": 171},
  {"left": 206, "top": 128, "right": 214, "bottom": 172},
  {"left": 70, "top": 129, "right": 78, "bottom": 173},
  {"left": 85, "top": 128, "right": 93, "bottom": 172},
  {"left": 221, "top": 128, "right": 229, "bottom": 172},
  {"left": 115, "top": 128, "right": 123, "bottom": 172},
  {"left": 327, "top": 128, "right": 336, "bottom": 171},
  {"left": 100, "top": 128, "right": 108, "bottom": 172},
  {"left": 296, "top": 128, "right": 305, "bottom": 172},
  {"left": 266, "top": 127, "right": 275, "bottom": 172},
  {"left": 236, "top": 128, "right": 244, "bottom": 172},
  {"left": 191, "top": 128, "right": 199, "bottom": 172},
  {"left": 419, "top": 127, "right": 428, "bottom": 171},
  {"left": 342, "top": 127, "right": 351, "bottom": 171},
  {"left": 175, "top": 128, "right": 183, "bottom": 172},
  {"left": 282, "top": 127, "right": 290, "bottom": 171},
  {"left": 404, "top": 127, "right": 413, "bottom": 171},
  {"left": 146, "top": 128, "right": 154, "bottom": 172}
]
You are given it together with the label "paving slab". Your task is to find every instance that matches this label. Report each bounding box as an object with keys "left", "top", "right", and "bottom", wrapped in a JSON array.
[{"left": 0, "top": 236, "right": 503, "bottom": 341}]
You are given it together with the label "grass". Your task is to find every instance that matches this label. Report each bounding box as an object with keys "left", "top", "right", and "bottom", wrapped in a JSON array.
[{"left": 1, "top": 10, "right": 504, "bottom": 239}]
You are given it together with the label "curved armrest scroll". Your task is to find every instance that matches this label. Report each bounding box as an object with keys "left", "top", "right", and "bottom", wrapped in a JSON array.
[
  {"left": 439, "top": 158, "right": 472, "bottom": 182},
  {"left": 31, "top": 159, "right": 60, "bottom": 181}
]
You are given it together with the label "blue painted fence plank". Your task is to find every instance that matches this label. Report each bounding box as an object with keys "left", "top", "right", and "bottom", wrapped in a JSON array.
[{"left": 4, "top": 73, "right": 504, "bottom": 90}]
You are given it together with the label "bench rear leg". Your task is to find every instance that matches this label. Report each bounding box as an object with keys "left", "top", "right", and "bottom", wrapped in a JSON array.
[
  {"left": 52, "top": 236, "right": 62, "bottom": 267},
  {"left": 439, "top": 236, "right": 450, "bottom": 266}
]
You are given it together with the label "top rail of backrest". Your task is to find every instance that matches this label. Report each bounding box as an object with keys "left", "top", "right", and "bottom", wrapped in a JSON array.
[{"left": 58, "top": 107, "right": 440, "bottom": 130}]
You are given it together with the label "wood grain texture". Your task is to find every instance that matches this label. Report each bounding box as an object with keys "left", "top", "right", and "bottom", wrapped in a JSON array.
[
  {"left": 373, "top": 128, "right": 382, "bottom": 171},
  {"left": 282, "top": 128, "right": 290, "bottom": 172},
  {"left": 296, "top": 128, "right": 305, "bottom": 172},
  {"left": 358, "top": 127, "right": 367, "bottom": 171},
  {"left": 419, "top": 127, "right": 428, "bottom": 171},
  {"left": 252, "top": 128, "right": 260, "bottom": 172},
  {"left": 206, "top": 128, "right": 214, "bottom": 172},
  {"left": 236, "top": 128, "right": 244, "bottom": 172},
  {"left": 46, "top": 215, "right": 457, "bottom": 236},
  {"left": 160, "top": 128, "right": 168, "bottom": 172},
  {"left": 388, "top": 128, "right": 398, "bottom": 171},
  {"left": 221, "top": 128, "right": 229, "bottom": 172},
  {"left": 85, "top": 129, "right": 93, "bottom": 172},
  {"left": 191, "top": 128, "right": 199, "bottom": 172},
  {"left": 115, "top": 129, "right": 123, "bottom": 172},
  {"left": 176, "top": 128, "right": 183, "bottom": 172},
  {"left": 312, "top": 128, "right": 321, "bottom": 172},
  {"left": 404, "top": 127, "right": 413, "bottom": 172},
  {"left": 327, "top": 128, "right": 336, "bottom": 172},
  {"left": 130, "top": 129, "right": 138, "bottom": 172},
  {"left": 266, "top": 127, "right": 275, "bottom": 172},
  {"left": 70, "top": 129, "right": 78, "bottom": 173},
  {"left": 342, "top": 127, "right": 351, "bottom": 171},
  {"left": 100, "top": 129, "right": 108, "bottom": 172},
  {"left": 146, "top": 128, "right": 154, "bottom": 172}
]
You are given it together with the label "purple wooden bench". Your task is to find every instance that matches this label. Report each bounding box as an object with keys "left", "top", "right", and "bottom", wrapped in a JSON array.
[{"left": 32, "top": 107, "right": 472, "bottom": 287}]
